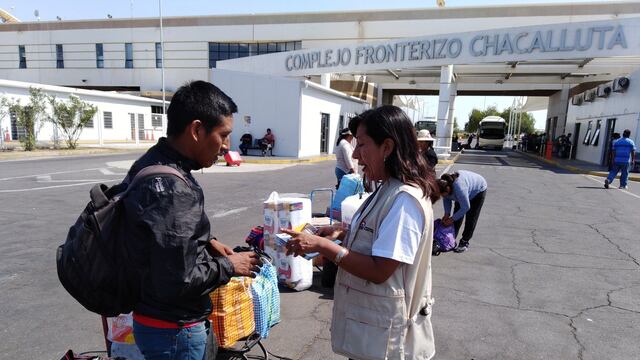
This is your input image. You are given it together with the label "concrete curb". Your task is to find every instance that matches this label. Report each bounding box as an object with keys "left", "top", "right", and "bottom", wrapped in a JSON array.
[
  {"left": 217, "top": 154, "right": 336, "bottom": 165},
  {"left": 517, "top": 150, "right": 640, "bottom": 182},
  {"left": 439, "top": 151, "right": 462, "bottom": 165}
]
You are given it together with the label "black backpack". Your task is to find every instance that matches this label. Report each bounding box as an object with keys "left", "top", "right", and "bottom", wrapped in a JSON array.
[{"left": 56, "top": 165, "right": 188, "bottom": 317}]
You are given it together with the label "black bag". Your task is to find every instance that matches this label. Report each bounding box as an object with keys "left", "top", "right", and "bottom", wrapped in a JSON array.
[{"left": 56, "top": 165, "right": 187, "bottom": 317}]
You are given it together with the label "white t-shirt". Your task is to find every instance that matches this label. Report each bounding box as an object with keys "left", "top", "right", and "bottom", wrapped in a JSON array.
[
  {"left": 352, "top": 192, "right": 425, "bottom": 264},
  {"left": 334, "top": 139, "right": 354, "bottom": 173}
]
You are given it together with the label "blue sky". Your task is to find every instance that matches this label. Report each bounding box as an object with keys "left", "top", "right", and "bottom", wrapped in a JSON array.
[{"left": 2, "top": 0, "right": 612, "bottom": 130}]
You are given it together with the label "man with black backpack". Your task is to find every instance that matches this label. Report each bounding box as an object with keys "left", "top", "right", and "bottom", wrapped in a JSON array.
[{"left": 120, "top": 81, "right": 261, "bottom": 359}]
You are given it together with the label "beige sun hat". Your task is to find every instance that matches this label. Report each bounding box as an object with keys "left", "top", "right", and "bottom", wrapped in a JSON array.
[{"left": 417, "top": 129, "right": 434, "bottom": 142}]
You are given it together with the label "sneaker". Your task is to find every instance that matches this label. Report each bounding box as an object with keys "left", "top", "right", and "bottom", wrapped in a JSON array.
[
  {"left": 604, "top": 179, "right": 609, "bottom": 189},
  {"left": 619, "top": 186, "right": 628, "bottom": 189},
  {"left": 454, "top": 241, "right": 469, "bottom": 253}
]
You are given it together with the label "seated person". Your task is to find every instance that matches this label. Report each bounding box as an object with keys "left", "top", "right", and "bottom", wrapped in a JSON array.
[
  {"left": 260, "top": 128, "right": 275, "bottom": 155},
  {"left": 239, "top": 133, "right": 252, "bottom": 155}
]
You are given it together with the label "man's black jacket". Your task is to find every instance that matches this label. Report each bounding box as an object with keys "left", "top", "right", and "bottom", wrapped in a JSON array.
[{"left": 121, "top": 138, "right": 234, "bottom": 324}]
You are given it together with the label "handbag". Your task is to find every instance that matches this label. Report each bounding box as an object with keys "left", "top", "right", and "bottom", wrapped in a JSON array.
[
  {"left": 209, "top": 277, "right": 256, "bottom": 348},
  {"left": 251, "top": 260, "right": 280, "bottom": 337}
]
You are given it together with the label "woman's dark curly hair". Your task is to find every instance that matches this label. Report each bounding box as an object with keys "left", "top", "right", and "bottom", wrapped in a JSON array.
[{"left": 349, "top": 105, "right": 440, "bottom": 203}]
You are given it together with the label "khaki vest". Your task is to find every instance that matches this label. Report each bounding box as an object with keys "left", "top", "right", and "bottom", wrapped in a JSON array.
[{"left": 331, "top": 178, "right": 435, "bottom": 360}]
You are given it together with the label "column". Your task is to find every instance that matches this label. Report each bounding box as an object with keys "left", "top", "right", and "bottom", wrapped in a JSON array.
[
  {"left": 320, "top": 73, "right": 331, "bottom": 88},
  {"left": 435, "top": 65, "right": 456, "bottom": 158}
]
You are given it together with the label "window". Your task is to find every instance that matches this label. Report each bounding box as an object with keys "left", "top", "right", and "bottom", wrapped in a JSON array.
[
  {"left": 85, "top": 117, "right": 94, "bottom": 128},
  {"left": 155, "top": 42, "right": 162, "bottom": 68},
  {"left": 103, "top": 111, "right": 113, "bottom": 129},
  {"left": 591, "top": 120, "right": 601, "bottom": 146},
  {"left": 583, "top": 121, "right": 592, "bottom": 145},
  {"left": 96, "top": 44, "right": 104, "bottom": 68},
  {"left": 208, "top": 41, "right": 302, "bottom": 68},
  {"left": 56, "top": 44, "right": 64, "bottom": 68},
  {"left": 151, "top": 114, "right": 162, "bottom": 128},
  {"left": 125, "top": 43, "right": 133, "bottom": 68},
  {"left": 18, "top": 45, "right": 26, "bottom": 69}
]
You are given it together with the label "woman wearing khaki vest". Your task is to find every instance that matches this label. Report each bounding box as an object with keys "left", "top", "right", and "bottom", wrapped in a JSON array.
[{"left": 281, "top": 105, "right": 440, "bottom": 359}]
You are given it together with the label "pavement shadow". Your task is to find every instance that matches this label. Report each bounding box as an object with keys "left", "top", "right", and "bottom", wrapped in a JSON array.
[
  {"left": 454, "top": 149, "right": 577, "bottom": 176},
  {"left": 276, "top": 271, "right": 334, "bottom": 300},
  {"left": 575, "top": 186, "right": 606, "bottom": 189}
]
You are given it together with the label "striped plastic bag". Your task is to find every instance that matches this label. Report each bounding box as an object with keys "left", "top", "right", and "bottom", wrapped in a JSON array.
[
  {"left": 209, "top": 277, "right": 255, "bottom": 348},
  {"left": 251, "top": 261, "right": 280, "bottom": 338}
]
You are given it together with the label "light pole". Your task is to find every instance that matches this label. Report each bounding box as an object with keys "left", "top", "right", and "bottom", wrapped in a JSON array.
[{"left": 159, "top": 0, "right": 166, "bottom": 135}]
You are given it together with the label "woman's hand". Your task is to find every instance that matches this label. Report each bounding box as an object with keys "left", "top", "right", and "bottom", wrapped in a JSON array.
[
  {"left": 280, "top": 228, "right": 328, "bottom": 257},
  {"left": 316, "top": 224, "right": 346, "bottom": 240},
  {"left": 441, "top": 215, "right": 454, "bottom": 227}
]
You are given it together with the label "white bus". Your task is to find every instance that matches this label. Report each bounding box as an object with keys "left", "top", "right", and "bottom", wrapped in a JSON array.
[{"left": 477, "top": 116, "right": 506, "bottom": 150}]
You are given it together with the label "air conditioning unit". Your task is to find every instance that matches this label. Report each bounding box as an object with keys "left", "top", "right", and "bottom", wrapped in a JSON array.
[
  {"left": 612, "top": 77, "right": 630, "bottom": 92},
  {"left": 596, "top": 84, "right": 612, "bottom": 98},
  {"left": 584, "top": 89, "right": 596, "bottom": 102},
  {"left": 571, "top": 93, "right": 584, "bottom": 106}
]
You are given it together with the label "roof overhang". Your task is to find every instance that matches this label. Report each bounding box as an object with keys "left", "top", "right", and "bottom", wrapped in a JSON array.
[{"left": 218, "top": 16, "right": 640, "bottom": 95}]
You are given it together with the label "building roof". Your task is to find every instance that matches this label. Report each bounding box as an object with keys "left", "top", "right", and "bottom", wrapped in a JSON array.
[
  {"left": 0, "top": 79, "right": 165, "bottom": 105},
  {"left": 0, "top": 2, "right": 638, "bottom": 31}
]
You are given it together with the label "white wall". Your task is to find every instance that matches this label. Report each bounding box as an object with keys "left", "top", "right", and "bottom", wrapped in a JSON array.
[
  {"left": 0, "top": 82, "right": 163, "bottom": 144},
  {"left": 210, "top": 69, "right": 302, "bottom": 157},
  {"left": 546, "top": 85, "right": 571, "bottom": 139},
  {"left": 299, "top": 86, "right": 367, "bottom": 158},
  {"left": 565, "top": 70, "right": 640, "bottom": 165}
]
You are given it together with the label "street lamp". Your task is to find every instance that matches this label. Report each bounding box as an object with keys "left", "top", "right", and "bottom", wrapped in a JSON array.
[{"left": 159, "top": 0, "right": 166, "bottom": 135}]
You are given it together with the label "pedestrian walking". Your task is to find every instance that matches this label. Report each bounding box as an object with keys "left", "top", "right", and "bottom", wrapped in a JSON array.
[
  {"left": 417, "top": 129, "right": 438, "bottom": 173},
  {"left": 437, "top": 170, "right": 487, "bottom": 253},
  {"left": 334, "top": 127, "right": 356, "bottom": 186},
  {"left": 121, "top": 80, "right": 261, "bottom": 360},
  {"left": 281, "top": 105, "right": 440, "bottom": 359},
  {"left": 605, "top": 129, "right": 636, "bottom": 189}
]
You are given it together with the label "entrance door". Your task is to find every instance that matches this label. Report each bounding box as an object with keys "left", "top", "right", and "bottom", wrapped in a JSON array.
[
  {"left": 602, "top": 118, "right": 617, "bottom": 165},
  {"left": 129, "top": 113, "right": 136, "bottom": 140},
  {"left": 571, "top": 123, "right": 580, "bottom": 160},
  {"left": 320, "top": 113, "right": 330, "bottom": 153}
]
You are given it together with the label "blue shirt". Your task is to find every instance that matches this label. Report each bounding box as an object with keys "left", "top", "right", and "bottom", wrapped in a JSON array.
[
  {"left": 612, "top": 137, "right": 636, "bottom": 164},
  {"left": 443, "top": 170, "right": 487, "bottom": 221}
]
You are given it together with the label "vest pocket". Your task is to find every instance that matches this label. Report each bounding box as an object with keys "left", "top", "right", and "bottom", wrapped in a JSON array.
[{"left": 341, "top": 305, "right": 404, "bottom": 359}]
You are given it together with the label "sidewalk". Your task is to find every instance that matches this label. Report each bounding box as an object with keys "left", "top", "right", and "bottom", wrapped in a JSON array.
[{"left": 518, "top": 150, "right": 640, "bottom": 182}]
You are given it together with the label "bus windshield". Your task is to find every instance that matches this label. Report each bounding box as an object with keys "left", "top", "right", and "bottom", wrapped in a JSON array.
[{"left": 415, "top": 121, "right": 437, "bottom": 135}]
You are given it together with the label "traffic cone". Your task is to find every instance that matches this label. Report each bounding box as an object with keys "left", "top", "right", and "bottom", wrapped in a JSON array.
[
  {"left": 151, "top": 131, "right": 155, "bottom": 141},
  {"left": 545, "top": 139, "right": 553, "bottom": 159},
  {"left": 144, "top": 130, "right": 149, "bottom": 141},
  {"left": 4, "top": 129, "right": 9, "bottom": 142}
]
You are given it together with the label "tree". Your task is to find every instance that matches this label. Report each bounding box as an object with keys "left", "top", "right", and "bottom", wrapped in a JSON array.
[
  {"left": 48, "top": 94, "right": 98, "bottom": 149},
  {"left": 500, "top": 108, "right": 536, "bottom": 135},
  {"left": 465, "top": 105, "right": 536, "bottom": 135},
  {"left": 9, "top": 87, "right": 48, "bottom": 151},
  {"left": 0, "top": 95, "right": 10, "bottom": 149},
  {"left": 465, "top": 106, "right": 499, "bottom": 133}
]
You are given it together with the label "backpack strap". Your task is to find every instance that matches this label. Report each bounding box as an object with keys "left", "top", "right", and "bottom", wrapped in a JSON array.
[{"left": 124, "top": 165, "right": 190, "bottom": 195}]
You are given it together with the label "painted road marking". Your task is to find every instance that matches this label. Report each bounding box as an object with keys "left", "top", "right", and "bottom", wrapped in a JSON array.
[
  {"left": 584, "top": 175, "right": 640, "bottom": 199},
  {"left": 0, "top": 179, "right": 118, "bottom": 193},
  {"left": 210, "top": 207, "right": 250, "bottom": 219},
  {"left": 0, "top": 167, "right": 105, "bottom": 182}
]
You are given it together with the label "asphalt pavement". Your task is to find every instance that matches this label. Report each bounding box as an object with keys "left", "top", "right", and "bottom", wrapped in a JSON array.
[{"left": 0, "top": 149, "right": 639, "bottom": 359}]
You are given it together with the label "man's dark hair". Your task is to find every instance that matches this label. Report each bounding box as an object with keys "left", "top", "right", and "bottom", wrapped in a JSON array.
[
  {"left": 166, "top": 80, "right": 237, "bottom": 136},
  {"left": 349, "top": 105, "right": 440, "bottom": 203},
  {"left": 623, "top": 129, "right": 631, "bottom": 138}
]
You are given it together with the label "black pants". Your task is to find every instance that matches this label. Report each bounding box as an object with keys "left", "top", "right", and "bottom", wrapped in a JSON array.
[{"left": 453, "top": 190, "right": 486, "bottom": 244}]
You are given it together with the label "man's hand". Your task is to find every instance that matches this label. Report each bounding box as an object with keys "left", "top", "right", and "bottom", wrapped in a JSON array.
[
  {"left": 209, "top": 238, "right": 234, "bottom": 257},
  {"left": 227, "top": 252, "right": 262, "bottom": 278}
]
